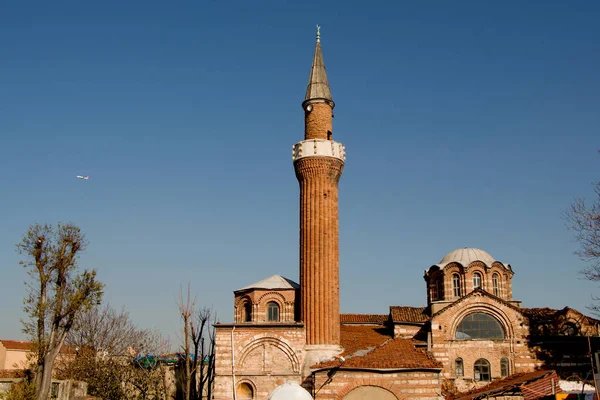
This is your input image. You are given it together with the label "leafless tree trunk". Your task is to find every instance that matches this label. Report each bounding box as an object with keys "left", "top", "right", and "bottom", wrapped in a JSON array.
[
  {"left": 17, "top": 223, "right": 104, "bottom": 400},
  {"left": 178, "top": 284, "right": 195, "bottom": 400},
  {"left": 177, "top": 285, "right": 217, "bottom": 400},
  {"left": 195, "top": 308, "right": 216, "bottom": 400}
]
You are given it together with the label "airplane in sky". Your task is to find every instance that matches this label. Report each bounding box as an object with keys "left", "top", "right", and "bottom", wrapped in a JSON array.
[{"left": 76, "top": 175, "right": 89, "bottom": 180}]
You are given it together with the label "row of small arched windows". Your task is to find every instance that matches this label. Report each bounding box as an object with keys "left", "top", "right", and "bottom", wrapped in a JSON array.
[
  {"left": 243, "top": 301, "right": 280, "bottom": 322},
  {"left": 455, "top": 357, "right": 509, "bottom": 381},
  {"left": 432, "top": 272, "right": 503, "bottom": 301}
]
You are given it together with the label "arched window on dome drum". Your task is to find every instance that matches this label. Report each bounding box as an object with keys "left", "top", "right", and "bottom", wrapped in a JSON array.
[
  {"left": 492, "top": 273, "right": 500, "bottom": 297},
  {"left": 473, "top": 272, "right": 482, "bottom": 290},
  {"left": 501, "top": 357, "right": 509, "bottom": 377},
  {"left": 236, "top": 382, "right": 254, "bottom": 400},
  {"left": 455, "top": 358, "right": 464, "bottom": 377},
  {"left": 436, "top": 277, "right": 443, "bottom": 300},
  {"left": 455, "top": 312, "right": 505, "bottom": 340},
  {"left": 244, "top": 302, "right": 252, "bottom": 322},
  {"left": 474, "top": 358, "right": 491, "bottom": 381},
  {"left": 453, "top": 274, "right": 461, "bottom": 298},
  {"left": 431, "top": 279, "right": 439, "bottom": 301},
  {"left": 267, "top": 302, "right": 280, "bottom": 322}
]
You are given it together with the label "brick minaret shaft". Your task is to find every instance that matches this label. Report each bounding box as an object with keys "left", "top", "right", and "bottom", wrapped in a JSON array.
[{"left": 293, "top": 28, "right": 346, "bottom": 347}]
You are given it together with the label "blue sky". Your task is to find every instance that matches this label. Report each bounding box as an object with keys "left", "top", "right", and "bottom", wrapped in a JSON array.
[{"left": 1, "top": 1, "right": 599, "bottom": 342}]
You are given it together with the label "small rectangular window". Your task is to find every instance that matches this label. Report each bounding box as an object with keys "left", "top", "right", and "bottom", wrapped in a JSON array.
[{"left": 455, "top": 358, "right": 464, "bottom": 377}]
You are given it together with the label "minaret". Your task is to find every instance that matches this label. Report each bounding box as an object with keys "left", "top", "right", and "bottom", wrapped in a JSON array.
[{"left": 293, "top": 26, "right": 345, "bottom": 364}]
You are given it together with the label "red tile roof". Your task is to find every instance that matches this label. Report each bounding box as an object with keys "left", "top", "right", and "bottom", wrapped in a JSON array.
[
  {"left": 1, "top": 340, "right": 76, "bottom": 354},
  {"left": 313, "top": 325, "right": 441, "bottom": 370},
  {"left": 0, "top": 369, "right": 26, "bottom": 378},
  {"left": 521, "top": 307, "right": 562, "bottom": 320},
  {"left": 451, "top": 370, "right": 561, "bottom": 400},
  {"left": 0, "top": 340, "right": 33, "bottom": 351},
  {"left": 390, "top": 306, "right": 429, "bottom": 323},
  {"left": 340, "top": 314, "right": 388, "bottom": 324}
]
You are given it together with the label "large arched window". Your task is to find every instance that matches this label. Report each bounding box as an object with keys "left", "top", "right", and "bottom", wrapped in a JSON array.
[
  {"left": 474, "top": 358, "right": 491, "bottom": 381},
  {"left": 452, "top": 274, "right": 461, "bottom": 298},
  {"left": 456, "top": 313, "right": 505, "bottom": 340},
  {"left": 267, "top": 302, "right": 280, "bottom": 322},
  {"left": 236, "top": 382, "right": 254, "bottom": 400},
  {"left": 455, "top": 358, "right": 464, "bottom": 377},
  {"left": 501, "top": 357, "right": 509, "bottom": 377},
  {"left": 473, "top": 272, "right": 482, "bottom": 290},
  {"left": 244, "top": 302, "right": 252, "bottom": 322},
  {"left": 492, "top": 273, "right": 500, "bottom": 297}
]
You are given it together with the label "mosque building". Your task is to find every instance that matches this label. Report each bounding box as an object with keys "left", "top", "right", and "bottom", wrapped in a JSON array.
[{"left": 212, "top": 29, "right": 600, "bottom": 400}]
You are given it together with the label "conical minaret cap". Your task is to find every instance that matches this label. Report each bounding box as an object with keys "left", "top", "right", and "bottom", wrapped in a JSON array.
[{"left": 304, "top": 26, "right": 334, "bottom": 108}]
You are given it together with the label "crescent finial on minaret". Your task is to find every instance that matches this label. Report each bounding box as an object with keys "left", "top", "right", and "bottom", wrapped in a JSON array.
[{"left": 316, "top": 24, "right": 321, "bottom": 43}]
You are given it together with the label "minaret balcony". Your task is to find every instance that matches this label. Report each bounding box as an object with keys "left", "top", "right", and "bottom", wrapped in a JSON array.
[{"left": 292, "top": 139, "right": 346, "bottom": 162}]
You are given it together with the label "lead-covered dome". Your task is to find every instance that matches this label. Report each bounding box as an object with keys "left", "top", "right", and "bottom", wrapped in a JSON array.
[
  {"left": 269, "top": 382, "right": 313, "bottom": 400},
  {"left": 439, "top": 247, "right": 496, "bottom": 267}
]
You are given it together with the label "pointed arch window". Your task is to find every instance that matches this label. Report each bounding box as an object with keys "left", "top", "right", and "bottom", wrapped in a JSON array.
[
  {"left": 267, "top": 302, "right": 280, "bottom": 322},
  {"left": 473, "top": 272, "right": 482, "bottom": 290},
  {"left": 474, "top": 358, "right": 491, "bottom": 381},
  {"left": 501, "top": 357, "right": 509, "bottom": 377},
  {"left": 492, "top": 273, "right": 500, "bottom": 297},
  {"left": 455, "top": 358, "right": 464, "bottom": 377},
  {"left": 453, "top": 274, "right": 461, "bottom": 298}
]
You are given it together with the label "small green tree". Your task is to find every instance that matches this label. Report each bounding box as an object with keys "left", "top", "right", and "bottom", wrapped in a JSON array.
[
  {"left": 17, "top": 223, "right": 104, "bottom": 400},
  {"left": 0, "top": 379, "right": 36, "bottom": 400}
]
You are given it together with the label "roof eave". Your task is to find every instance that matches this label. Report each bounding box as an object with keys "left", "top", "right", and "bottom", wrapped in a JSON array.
[{"left": 311, "top": 366, "right": 442, "bottom": 374}]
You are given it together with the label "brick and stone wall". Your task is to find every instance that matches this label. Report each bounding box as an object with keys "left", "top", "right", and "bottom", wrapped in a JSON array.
[
  {"left": 304, "top": 102, "right": 333, "bottom": 140},
  {"left": 234, "top": 288, "right": 298, "bottom": 324},
  {"left": 429, "top": 292, "right": 536, "bottom": 392},
  {"left": 312, "top": 369, "right": 441, "bottom": 400},
  {"left": 214, "top": 324, "right": 306, "bottom": 400},
  {"left": 394, "top": 324, "right": 423, "bottom": 339}
]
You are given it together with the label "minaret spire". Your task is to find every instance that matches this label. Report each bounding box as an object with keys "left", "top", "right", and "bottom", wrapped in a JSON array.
[
  {"left": 304, "top": 25, "right": 333, "bottom": 109},
  {"left": 293, "top": 27, "right": 346, "bottom": 373}
]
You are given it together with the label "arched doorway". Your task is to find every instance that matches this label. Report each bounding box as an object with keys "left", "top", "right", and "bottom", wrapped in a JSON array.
[{"left": 343, "top": 385, "right": 398, "bottom": 400}]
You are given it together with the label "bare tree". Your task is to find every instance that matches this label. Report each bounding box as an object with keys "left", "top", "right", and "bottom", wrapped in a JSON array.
[
  {"left": 178, "top": 284, "right": 195, "bottom": 400},
  {"left": 566, "top": 157, "right": 600, "bottom": 310},
  {"left": 17, "top": 223, "right": 104, "bottom": 400},
  {"left": 193, "top": 307, "right": 216, "bottom": 400},
  {"left": 177, "top": 285, "right": 217, "bottom": 400},
  {"left": 57, "top": 304, "right": 172, "bottom": 400},
  {"left": 67, "top": 303, "right": 149, "bottom": 356}
]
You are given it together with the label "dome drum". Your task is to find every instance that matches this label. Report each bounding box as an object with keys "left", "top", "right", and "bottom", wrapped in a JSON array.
[{"left": 425, "top": 248, "right": 514, "bottom": 305}]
